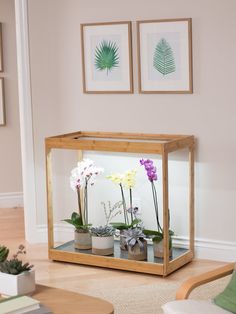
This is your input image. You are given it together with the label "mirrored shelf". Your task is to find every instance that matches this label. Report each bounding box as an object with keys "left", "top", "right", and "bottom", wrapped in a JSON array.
[{"left": 55, "top": 240, "right": 188, "bottom": 264}]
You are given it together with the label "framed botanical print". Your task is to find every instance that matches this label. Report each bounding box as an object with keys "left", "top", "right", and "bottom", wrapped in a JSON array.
[
  {"left": 0, "top": 23, "right": 3, "bottom": 72},
  {"left": 0, "top": 78, "right": 5, "bottom": 125},
  {"left": 81, "top": 21, "right": 133, "bottom": 93},
  {"left": 137, "top": 18, "right": 193, "bottom": 93}
]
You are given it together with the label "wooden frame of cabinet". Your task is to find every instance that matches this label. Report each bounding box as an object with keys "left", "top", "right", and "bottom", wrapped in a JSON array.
[{"left": 45, "top": 131, "right": 195, "bottom": 276}]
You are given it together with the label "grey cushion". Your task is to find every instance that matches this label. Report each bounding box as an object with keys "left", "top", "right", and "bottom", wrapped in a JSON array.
[{"left": 162, "top": 300, "right": 233, "bottom": 314}]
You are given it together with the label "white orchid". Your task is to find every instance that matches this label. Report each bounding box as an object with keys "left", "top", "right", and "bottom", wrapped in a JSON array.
[
  {"left": 69, "top": 159, "right": 104, "bottom": 226},
  {"left": 70, "top": 159, "right": 103, "bottom": 191}
]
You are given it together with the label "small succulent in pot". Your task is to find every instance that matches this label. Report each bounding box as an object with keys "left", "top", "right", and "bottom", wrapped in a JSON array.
[
  {"left": 0, "top": 244, "right": 35, "bottom": 296},
  {"left": 122, "top": 228, "right": 147, "bottom": 261},
  {"left": 91, "top": 226, "right": 115, "bottom": 256},
  {"left": 122, "top": 228, "right": 146, "bottom": 251},
  {"left": 0, "top": 244, "right": 33, "bottom": 275},
  {"left": 91, "top": 225, "right": 115, "bottom": 237}
]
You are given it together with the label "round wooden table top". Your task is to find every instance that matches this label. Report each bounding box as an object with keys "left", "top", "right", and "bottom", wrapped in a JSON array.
[{"left": 33, "top": 284, "right": 114, "bottom": 314}]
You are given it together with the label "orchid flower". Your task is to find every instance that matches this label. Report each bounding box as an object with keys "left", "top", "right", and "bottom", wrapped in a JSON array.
[
  {"left": 140, "top": 159, "right": 162, "bottom": 232},
  {"left": 70, "top": 159, "right": 104, "bottom": 225}
]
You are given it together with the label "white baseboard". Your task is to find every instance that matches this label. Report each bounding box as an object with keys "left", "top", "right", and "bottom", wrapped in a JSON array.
[
  {"left": 34, "top": 224, "right": 236, "bottom": 262},
  {"left": 0, "top": 192, "right": 24, "bottom": 208}
]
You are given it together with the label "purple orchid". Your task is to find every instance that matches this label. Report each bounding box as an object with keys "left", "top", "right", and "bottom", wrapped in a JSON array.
[
  {"left": 140, "top": 158, "right": 162, "bottom": 232},
  {"left": 140, "top": 159, "right": 158, "bottom": 182}
]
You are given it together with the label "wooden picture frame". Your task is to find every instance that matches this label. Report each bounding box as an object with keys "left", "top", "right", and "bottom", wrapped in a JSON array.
[
  {"left": 81, "top": 21, "right": 133, "bottom": 94},
  {"left": 137, "top": 18, "right": 193, "bottom": 94},
  {"left": 0, "top": 78, "right": 5, "bottom": 125},
  {"left": 0, "top": 23, "right": 3, "bottom": 72}
]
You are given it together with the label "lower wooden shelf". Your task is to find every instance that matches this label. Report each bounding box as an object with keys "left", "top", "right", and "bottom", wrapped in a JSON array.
[{"left": 49, "top": 240, "right": 192, "bottom": 276}]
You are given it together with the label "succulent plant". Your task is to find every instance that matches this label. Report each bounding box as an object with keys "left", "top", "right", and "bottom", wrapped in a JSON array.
[
  {"left": 0, "top": 244, "right": 33, "bottom": 275},
  {"left": 0, "top": 259, "right": 33, "bottom": 275},
  {"left": 121, "top": 228, "right": 146, "bottom": 251},
  {"left": 0, "top": 245, "right": 9, "bottom": 263},
  {"left": 91, "top": 225, "right": 115, "bottom": 237}
]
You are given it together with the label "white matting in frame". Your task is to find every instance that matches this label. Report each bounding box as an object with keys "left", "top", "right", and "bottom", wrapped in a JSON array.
[
  {"left": 137, "top": 18, "right": 193, "bottom": 94},
  {"left": 0, "top": 78, "right": 5, "bottom": 125},
  {"left": 0, "top": 23, "right": 3, "bottom": 72},
  {"left": 81, "top": 21, "right": 133, "bottom": 93}
]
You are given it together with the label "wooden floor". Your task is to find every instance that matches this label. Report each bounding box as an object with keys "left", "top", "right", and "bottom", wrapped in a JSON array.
[{"left": 0, "top": 208, "right": 227, "bottom": 297}]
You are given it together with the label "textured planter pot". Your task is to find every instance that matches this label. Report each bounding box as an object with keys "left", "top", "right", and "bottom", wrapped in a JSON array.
[
  {"left": 153, "top": 239, "right": 172, "bottom": 258},
  {"left": 128, "top": 240, "right": 147, "bottom": 261},
  {"left": 0, "top": 270, "right": 35, "bottom": 297},
  {"left": 74, "top": 230, "right": 92, "bottom": 250},
  {"left": 120, "top": 230, "right": 128, "bottom": 251},
  {"left": 92, "top": 236, "right": 114, "bottom": 256}
]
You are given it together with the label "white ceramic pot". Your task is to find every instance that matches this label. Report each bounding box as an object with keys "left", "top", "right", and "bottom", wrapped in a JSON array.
[
  {"left": 92, "top": 236, "right": 114, "bottom": 256},
  {"left": 153, "top": 239, "right": 172, "bottom": 258},
  {"left": 0, "top": 270, "right": 35, "bottom": 297},
  {"left": 74, "top": 230, "right": 92, "bottom": 250}
]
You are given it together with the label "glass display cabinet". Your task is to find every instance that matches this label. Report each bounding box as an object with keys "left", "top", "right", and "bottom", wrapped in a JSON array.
[{"left": 45, "top": 131, "right": 194, "bottom": 276}]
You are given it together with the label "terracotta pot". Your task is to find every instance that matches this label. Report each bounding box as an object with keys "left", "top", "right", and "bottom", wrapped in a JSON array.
[
  {"left": 74, "top": 230, "right": 92, "bottom": 250},
  {"left": 153, "top": 239, "right": 172, "bottom": 258},
  {"left": 128, "top": 239, "right": 147, "bottom": 261},
  {"left": 92, "top": 236, "right": 114, "bottom": 256},
  {"left": 120, "top": 230, "right": 128, "bottom": 251}
]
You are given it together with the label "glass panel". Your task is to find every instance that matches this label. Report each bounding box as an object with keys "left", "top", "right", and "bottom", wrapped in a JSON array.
[
  {"left": 168, "top": 149, "right": 190, "bottom": 258},
  {"left": 49, "top": 149, "right": 190, "bottom": 263}
]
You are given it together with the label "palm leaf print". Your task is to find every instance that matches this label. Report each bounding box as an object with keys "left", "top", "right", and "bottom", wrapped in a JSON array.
[
  {"left": 153, "top": 38, "right": 175, "bottom": 76},
  {"left": 94, "top": 40, "right": 119, "bottom": 75}
]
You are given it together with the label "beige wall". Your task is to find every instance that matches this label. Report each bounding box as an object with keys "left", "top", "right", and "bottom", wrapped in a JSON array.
[
  {"left": 0, "top": 0, "right": 22, "bottom": 193},
  {"left": 28, "top": 0, "right": 236, "bottom": 245}
]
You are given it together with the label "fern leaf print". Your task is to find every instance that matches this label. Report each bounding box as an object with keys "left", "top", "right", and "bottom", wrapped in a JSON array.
[
  {"left": 94, "top": 40, "right": 119, "bottom": 75},
  {"left": 153, "top": 38, "right": 175, "bottom": 76}
]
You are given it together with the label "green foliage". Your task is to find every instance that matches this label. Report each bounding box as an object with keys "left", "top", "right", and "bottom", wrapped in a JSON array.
[
  {"left": 91, "top": 225, "right": 115, "bottom": 237},
  {"left": 62, "top": 212, "right": 91, "bottom": 232},
  {"left": 0, "top": 244, "right": 33, "bottom": 275},
  {"left": 0, "top": 259, "right": 33, "bottom": 275},
  {"left": 143, "top": 229, "right": 174, "bottom": 244},
  {"left": 110, "top": 218, "right": 141, "bottom": 231},
  {"left": 95, "top": 40, "right": 119, "bottom": 74},
  {"left": 153, "top": 38, "right": 175, "bottom": 76},
  {"left": 0, "top": 245, "right": 9, "bottom": 263}
]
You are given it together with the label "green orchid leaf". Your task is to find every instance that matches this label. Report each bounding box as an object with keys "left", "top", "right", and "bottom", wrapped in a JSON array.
[
  {"left": 169, "top": 229, "right": 174, "bottom": 236},
  {"left": 153, "top": 235, "right": 163, "bottom": 243},
  {"left": 130, "top": 218, "right": 141, "bottom": 227},
  {"left": 62, "top": 212, "right": 85, "bottom": 229},
  {"left": 95, "top": 40, "right": 119, "bottom": 74},
  {"left": 110, "top": 222, "right": 128, "bottom": 230},
  {"left": 143, "top": 229, "right": 163, "bottom": 236},
  {"left": 153, "top": 38, "right": 175, "bottom": 76}
]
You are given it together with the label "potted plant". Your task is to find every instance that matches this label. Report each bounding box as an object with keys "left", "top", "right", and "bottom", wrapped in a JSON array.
[
  {"left": 122, "top": 228, "right": 147, "bottom": 261},
  {"left": 0, "top": 245, "right": 9, "bottom": 262},
  {"left": 140, "top": 159, "right": 174, "bottom": 258},
  {"left": 63, "top": 212, "right": 92, "bottom": 249},
  {"left": 0, "top": 244, "right": 35, "bottom": 296},
  {"left": 91, "top": 225, "right": 115, "bottom": 256},
  {"left": 63, "top": 159, "right": 103, "bottom": 250},
  {"left": 107, "top": 169, "right": 142, "bottom": 250}
]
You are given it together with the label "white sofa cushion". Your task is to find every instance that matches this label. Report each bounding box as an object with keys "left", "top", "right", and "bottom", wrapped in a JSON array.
[{"left": 162, "top": 300, "right": 232, "bottom": 314}]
